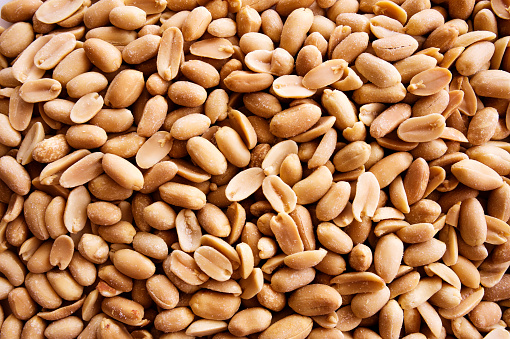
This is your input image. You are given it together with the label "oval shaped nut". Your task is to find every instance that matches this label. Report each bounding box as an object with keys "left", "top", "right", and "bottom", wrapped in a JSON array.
[
  {"left": 295, "top": 45, "right": 322, "bottom": 77},
  {"left": 78, "top": 233, "right": 109, "bottom": 265},
  {"left": 0, "top": 114, "right": 22, "bottom": 148},
  {"left": 52, "top": 48, "right": 91, "bottom": 87},
  {"left": 259, "top": 314, "right": 313, "bottom": 339},
  {"left": 262, "top": 175, "right": 297, "bottom": 214},
  {"left": 157, "top": 27, "right": 183, "bottom": 81},
  {"left": 194, "top": 246, "right": 233, "bottom": 282},
  {"left": 187, "top": 136, "right": 227, "bottom": 176},
  {"left": 397, "top": 114, "right": 446, "bottom": 143},
  {"left": 59, "top": 152, "right": 104, "bottom": 188},
  {"left": 288, "top": 284, "right": 341, "bottom": 317},
  {"left": 369, "top": 152, "right": 413, "bottom": 188},
  {"left": 101, "top": 133, "right": 145, "bottom": 160},
  {"left": 408, "top": 67, "right": 452, "bottom": 96},
  {"left": 43, "top": 316, "right": 83, "bottom": 339},
  {"left": 109, "top": 5, "right": 146, "bottom": 30},
  {"left": 23, "top": 241, "right": 51, "bottom": 274},
  {"left": 224, "top": 71, "right": 274, "bottom": 93},
  {"left": 0, "top": 156, "right": 31, "bottom": 196},
  {"left": 374, "top": 233, "right": 403, "bottom": 284},
  {"left": 280, "top": 8, "right": 314, "bottom": 56},
  {"left": 175, "top": 209, "right": 202, "bottom": 253},
  {"left": 405, "top": 9, "right": 444, "bottom": 36},
  {"left": 270, "top": 48, "right": 294, "bottom": 76},
  {"left": 208, "top": 17, "right": 237, "bottom": 37},
  {"left": 456, "top": 41, "right": 495, "bottom": 77},
  {"left": 244, "top": 92, "right": 282, "bottom": 119},
  {"left": 215, "top": 126, "right": 250, "bottom": 168},
  {"left": 333, "top": 141, "right": 371, "bottom": 173},
  {"left": 225, "top": 167, "right": 265, "bottom": 202},
  {"left": 270, "top": 212, "right": 304, "bottom": 255},
  {"left": 399, "top": 276, "right": 442, "bottom": 310},
  {"left": 439, "top": 286, "right": 484, "bottom": 320},
  {"left": 89, "top": 108, "right": 133, "bottom": 133},
  {"left": 137, "top": 95, "right": 168, "bottom": 138},
  {"left": 35, "top": 0, "right": 82, "bottom": 23},
  {"left": 19, "top": 79, "right": 61, "bottom": 103},
  {"left": 66, "top": 72, "right": 108, "bottom": 99},
  {"left": 190, "top": 37, "right": 234, "bottom": 60},
  {"left": 353, "top": 83, "right": 407, "bottom": 104},
  {"left": 66, "top": 125, "right": 108, "bottom": 150},
  {"left": 196, "top": 204, "right": 229, "bottom": 239},
  {"left": 352, "top": 172, "right": 380, "bottom": 222},
  {"left": 270, "top": 104, "right": 322, "bottom": 139},
  {"left": 316, "top": 181, "right": 351, "bottom": 221},
  {"left": 145, "top": 274, "right": 178, "bottom": 310},
  {"left": 492, "top": 0, "right": 510, "bottom": 19},
  {"left": 102, "top": 296, "right": 144, "bottom": 326},
  {"left": 355, "top": 53, "right": 401, "bottom": 88},
  {"left": 467, "top": 107, "right": 499, "bottom": 146},
  {"left": 83, "top": 38, "right": 122, "bottom": 73},
  {"left": 331, "top": 31, "right": 369, "bottom": 64},
  {"left": 228, "top": 307, "right": 272, "bottom": 337},
  {"left": 451, "top": 159, "right": 503, "bottom": 191},
  {"left": 302, "top": 59, "right": 348, "bottom": 90},
  {"left": 459, "top": 197, "right": 487, "bottom": 247},
  {"left": 190, "top": 290, "right": 241, "bottom": 321},
  {"left": 143, "top": 201, "right": 177, "bottom": 231},
  {"left": 470, "top": 70, "right": 510, "bottom": 99},
  {"left": 396, "top": 223, "right": 435, "bottom": 243},
  {"left": 271, "top": 266, "right": 315, "bottom": 293},
  {"left": 244, "top": 49, "right": 272, "bottom": 73},
  {"left": 160, "top": 182, "right": 207, "bottom": 210},
  {"left": 168, "top": 81, "right": 207, "bottom": 107},
  {"left": 351, "top": 285, "right": 391, "bottom": 318},
  {"left": 105, "top": 70, "right": 145, "bottom": 109},
  {"left": 66, "top": 252, "right": 96, "bottom": 287},
  {"left": 100, "top": 153, "right": 143, "bottom": 191},
  {"left": 133, "top": 231, "right": 169, "bottom": 260},
  {"left": 182, "top": 6, "right": 212, "bottom": 41},
  {"left": 49, "top": 235, "right": 74, "bottom": 270},
  {"left": 262, "top": 140, "right": 298, "bottom": 176},
  {"left": 24, "top": 191, "right": 51, "bottom": 240},
  {"left": 32, "top": 32, "right": 75, "bottom": 71},
  {"left": 12, "top": 35, "right": 52, "bottom": 83},
  {"left": 0, "top": 250, "right": 26, "bottom": 286},
  {"left": 181, "top": 60, "right": 220, "bottom": 89},
  {"left": 25, "top": 272, "right": 62, "bottom": 309},
  {"left": 293, "top": 166, "right": 333, "bottom": 205},
  {"left": 70, "top": 92, "right": 103, "bottom": 124},
  {"left": 0, "top": 24, "right": 34, "bottom": 58},
  {"left": 3, "top": 194, "right": 25, "bottom": 223},
  {"left": 372, "top": 34, "right": 419, "bottom": 62},
  {"left": 166, "top": 249, "right": 209, "bottom": 286},
  {"left": 112, "top": 249, "right": 155, "bottom": 280},
  {"left": 87, "top": 201, "right": 122, "bottom": 226},
  {"left": 135, "top": 131, "right": 173, "bottom": 170},
  {"left": 403, "top": 238, "right": 446, "bottom": 267},
  {"left": 140, "top": 162, "right": 177, "bottom": 194},
  {"left": 284, "top": 248, "right": 327, "bottom": 270},
  {"left": 154, "top": 307, "right": 195, "bottom": 333},
  {"left": 372, "top": 104, "right": 412, "bottom": 140},
  {"left": 317, "top": 222, "right": 353, "bottom": 254},
  {"left": 9, "top": 86, "right": 34, "bottom": 132},
  {"left": 227, "top": 108, "right": 257, "bottom": 150},
  {"left": 272, "top": 75, "right": 317, "bottom": 99},
  {"left": 488, "top": 183, "right": 510, "bottom": 221},
  {"left": 1, "top": 0, "right": 40, "bottom": 22},
  {"left": 122, "top": 35, "right": 161, "bottom": 65}
]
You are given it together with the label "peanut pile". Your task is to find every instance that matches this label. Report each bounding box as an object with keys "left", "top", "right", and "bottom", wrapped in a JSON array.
[{"left": 0, "top": 0, "right": 510, "bottom": 338}]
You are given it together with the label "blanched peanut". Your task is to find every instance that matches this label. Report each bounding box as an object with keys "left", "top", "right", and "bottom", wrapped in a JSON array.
[{"left": 2, "top": 0, "right": 510, "bottom": 337}]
